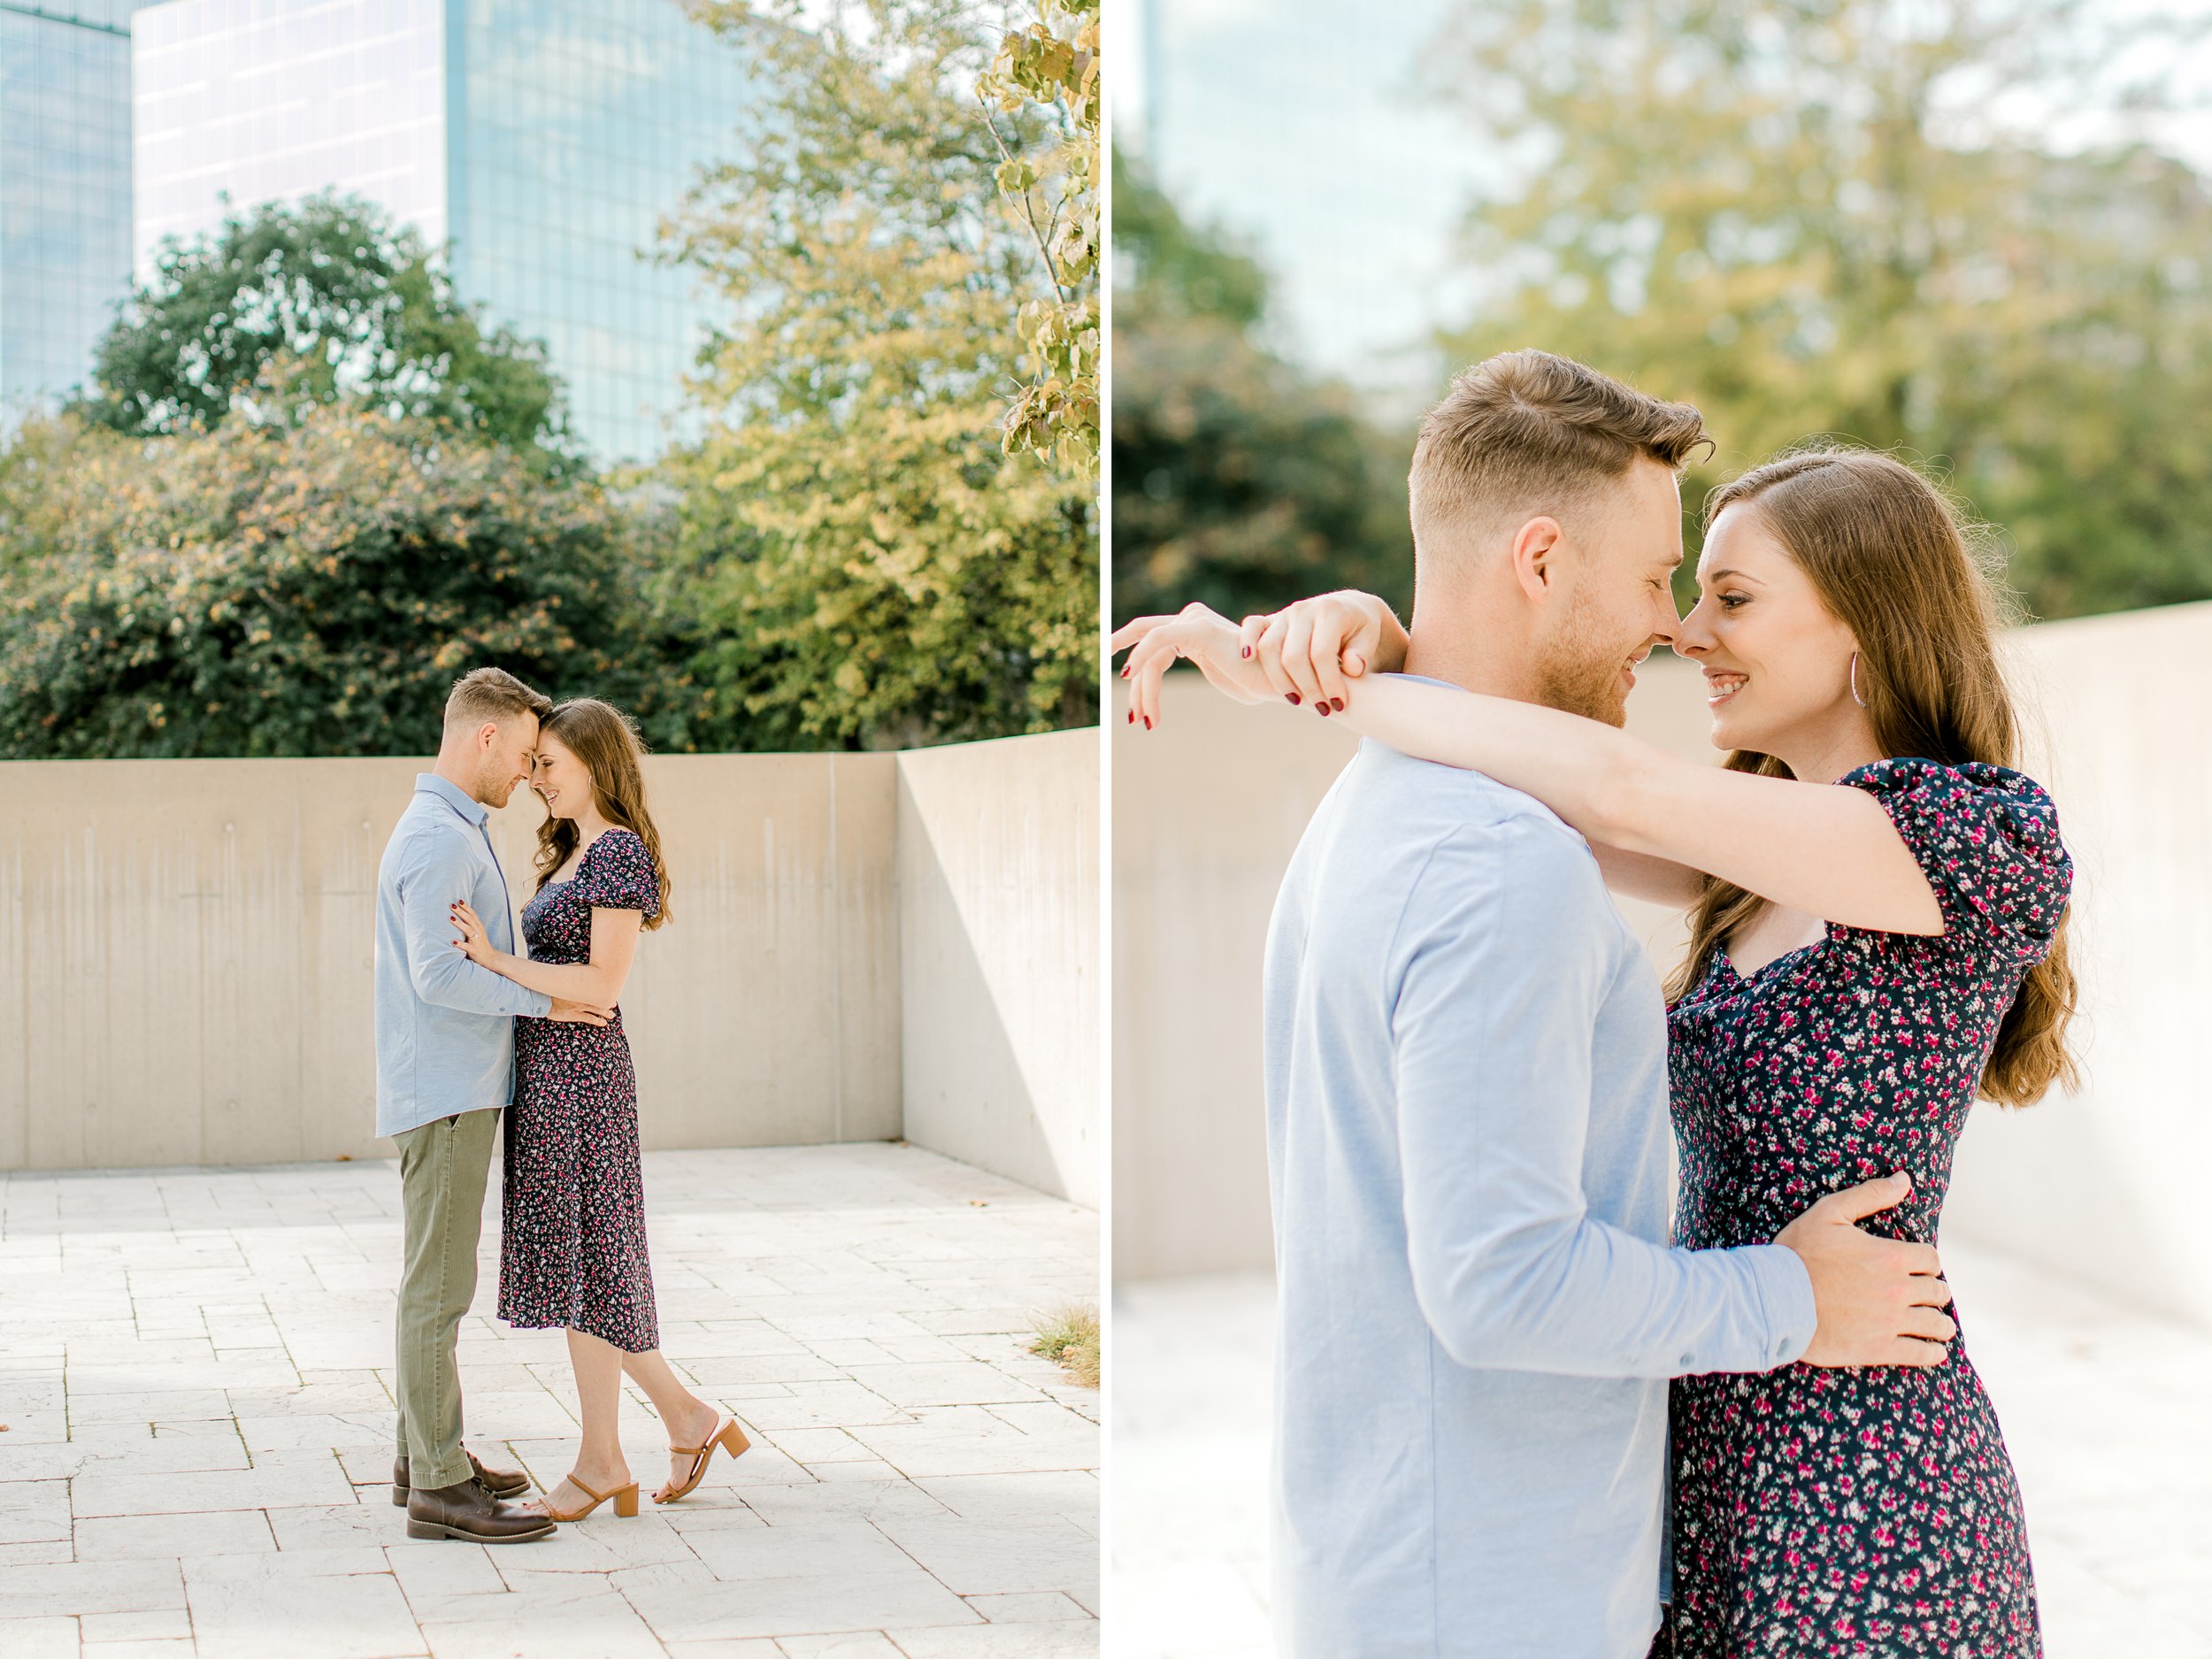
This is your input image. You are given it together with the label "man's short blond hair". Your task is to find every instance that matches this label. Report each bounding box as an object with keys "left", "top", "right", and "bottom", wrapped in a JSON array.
[
  {"left": 1409, "top": 350, "right": 1710, "bottom": 570},
  {"left": 443, "top": 666, "right": 551, "bottom": 733}
]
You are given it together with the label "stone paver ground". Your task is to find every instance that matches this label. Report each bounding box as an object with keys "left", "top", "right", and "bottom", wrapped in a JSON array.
[
  {"left": 1111, "top": 1241, "right": 2212, "bottom": 1659},
  {"left": 0, "top": 1142, "right": 1099, "bottom": 1657}
]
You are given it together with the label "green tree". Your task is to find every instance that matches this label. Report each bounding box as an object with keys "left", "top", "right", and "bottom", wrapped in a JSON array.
[
  {"left": 1430, "top": 0, "right": 2212, "bottom": 618},
  {"left": 0, "top": 394, "right": 663, "bottom": 759},
  {"left": 979, "top": 0, "right": 1101, "bottom": 475},
  {"left": 78, "top": 193, "right": 577, "bottom": 472},
  {"left": 653, "top": 0, "right": 1096, "bottom": 750},
  {"left": 1111, "top": 150, "right": 1412, "bottom": 624}
]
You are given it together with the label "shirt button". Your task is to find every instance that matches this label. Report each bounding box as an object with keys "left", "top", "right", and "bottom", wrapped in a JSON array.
[{"left": 1678, "top": 1353, "right": 1694, "bottom": 1368}]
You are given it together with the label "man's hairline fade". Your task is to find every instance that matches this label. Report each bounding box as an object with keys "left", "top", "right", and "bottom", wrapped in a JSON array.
[
  {"left": 1408, "top": 349, "right": 1710, "bottom": 573},
  {"left": 1410, "top": 455, "right": 1685, "bottom": 568},
  {"left": 442, "top": 666, "right": 552, "bottom": 736}
]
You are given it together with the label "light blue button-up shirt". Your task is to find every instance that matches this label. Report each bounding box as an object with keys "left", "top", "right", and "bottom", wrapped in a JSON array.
[
  {"left": 1262, "top": 725, "right": 1818, "bottom": 1659},
  {"left": 373, "top": 774, "right": 552, "bottom": 1139}
]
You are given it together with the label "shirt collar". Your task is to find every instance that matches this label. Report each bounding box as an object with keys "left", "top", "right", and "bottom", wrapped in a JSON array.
[{"left": 415, "top": 772, "right": 489, "bottom": 827}]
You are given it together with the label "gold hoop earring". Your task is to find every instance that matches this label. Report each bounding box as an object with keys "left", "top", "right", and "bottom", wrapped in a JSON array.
[{"left": 1849, "top": 651, "right": 1867, "bottom": 709}]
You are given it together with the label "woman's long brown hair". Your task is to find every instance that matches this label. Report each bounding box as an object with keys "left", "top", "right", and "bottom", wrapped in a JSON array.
[
  {"left": 1663, "top": 447, "right": 2078, "bottom": 1107},
  {"left": 533, "top": 698, "right": 672, "bottom": 931}
]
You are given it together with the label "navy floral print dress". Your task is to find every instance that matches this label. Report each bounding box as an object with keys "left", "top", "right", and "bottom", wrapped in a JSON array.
[
  {"left": 499, "top": 827, "right": 662, "bottom": 1355},
  {"left": 1653, "top": 758, "right": 2070, "bottom": 1658}
]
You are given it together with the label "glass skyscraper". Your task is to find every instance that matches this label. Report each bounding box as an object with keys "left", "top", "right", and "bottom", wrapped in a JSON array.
[
  {"left": 0, "top": 1, "right": 164, "bottom": 419},
  {"left": 132, "top": 0, "right": 753, "bottom": 461}
]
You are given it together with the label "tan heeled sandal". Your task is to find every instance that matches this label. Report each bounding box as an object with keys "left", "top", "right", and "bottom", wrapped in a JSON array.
[
  {"left": 537, "top": 1474, "right": 639, "bottom": 1522},
  {"left": 655, "top": 1417, "right": 749, "bottom": 1504}
]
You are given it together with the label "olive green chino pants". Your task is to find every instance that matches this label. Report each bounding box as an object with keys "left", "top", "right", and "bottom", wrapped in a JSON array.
[{"left": 393, "top": 1108, "right": 499, "bottom": 1492}]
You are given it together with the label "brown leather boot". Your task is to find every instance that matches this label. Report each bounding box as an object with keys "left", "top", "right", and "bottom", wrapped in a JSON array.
[
  {"left": 392, "top": 1449, "right": 531, "bottom": 1507},
  {"left": 404, "top": 1477, "right": 555, "bottom": 1543}
]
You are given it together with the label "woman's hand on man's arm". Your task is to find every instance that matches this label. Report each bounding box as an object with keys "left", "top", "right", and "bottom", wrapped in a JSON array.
[{"left": 449, "top": 899, "right": 617, "bottom": 1021}]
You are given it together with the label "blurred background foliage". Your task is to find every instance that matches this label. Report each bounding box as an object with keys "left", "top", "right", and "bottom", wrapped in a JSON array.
[
  {"left": 0, "top": 391, "right": 666, "bottom": 759},
  {"left": 650, "top": 0, "right": 1097, "bottom": 753},
  {"left": 0, "top": 0, "right": 1095, "bottom": 760},
  {"left": 1111, "top": 151, "right": 1413, "bottom": 625},
  {"left": 1115, "top": 0, "right": 2212, "bottom": 626},
  {"left": 74, "top": 193, "right": 579, "bottom": 476}
]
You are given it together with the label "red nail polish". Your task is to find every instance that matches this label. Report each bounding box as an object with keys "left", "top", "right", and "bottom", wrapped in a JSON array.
[
  {"left": 1241, "top": 647, "right": 1251, "bottom": 659},
  {"left": 1125, "top": 710, "right": 1133, "bottom": 723},
  {"left": 1286, "top": 693, "right": 1301, "bottom": 706},
  {"left": 1317, "top": 704, "right": 1331, "bottom": 717},
  {"left": 1143, "top": 717, "right": 1153, "bottom": 730},
  {"left": 1332, "top": 698, "right": 1346, "bottom": 712}
]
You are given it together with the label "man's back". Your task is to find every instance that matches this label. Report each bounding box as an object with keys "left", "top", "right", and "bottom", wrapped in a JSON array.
[{"left": 1263, "top": 737, "right": 1809, "bottom": 1658}]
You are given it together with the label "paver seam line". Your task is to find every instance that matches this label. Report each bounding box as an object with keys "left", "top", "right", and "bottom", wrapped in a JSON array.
[
  {"left": 14, "top": 1152, "right": 1097, "bottom": 1650},
  {"left": 220, "top": 1406, "right": 252, "bottom": 1474},
  {"left": 604, "top": 1563, "right": 703, "bottom": 1658},
  {"left": 861, "top": 1508, "right": 1002, "bottom": 1632}
]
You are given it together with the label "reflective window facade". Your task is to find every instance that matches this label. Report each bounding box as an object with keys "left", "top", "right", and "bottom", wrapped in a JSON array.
[
  {"left": 0, "top": 1, "right": 162, "bottom": 417},
  {"left": 133, "top": 0, "right": 449, "bottom": 262},
  {"left": 130, "top": 0, "right": 752, "bottom": 461},
  {"left": 458, "top": 0, "right": 749, "bottom": 459}
]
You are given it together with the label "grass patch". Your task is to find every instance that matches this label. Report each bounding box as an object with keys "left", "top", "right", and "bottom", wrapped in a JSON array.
[{"left": 1029, "top": 1302, "right": 1100, "bottom": 1389}]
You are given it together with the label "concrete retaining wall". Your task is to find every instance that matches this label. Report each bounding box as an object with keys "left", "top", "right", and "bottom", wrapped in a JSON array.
[
  {"left": 0, "top": 732, "right": 1097, "bottom": 1202},
  {"left": 1112, "top": 603, "right": 2212, "bottom": 1327},
  {"left": 1941, "top": 606, "right": 2212, "bottom": 1324},
  {"left": 898, "top": 731, "right": 1100, "bottom": 1207}
]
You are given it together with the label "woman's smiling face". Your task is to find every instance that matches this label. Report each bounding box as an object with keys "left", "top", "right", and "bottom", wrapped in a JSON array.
[
  {"left": 1675, "top": 503, "right": 1864, "bottom": 756},
  {"left": 527, "top": 732, "right": 595, "bottom": 823}
]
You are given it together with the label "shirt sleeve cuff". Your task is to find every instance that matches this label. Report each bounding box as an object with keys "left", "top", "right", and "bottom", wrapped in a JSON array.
[
  {"left": 526, "top": 988, "right": 554, "bottom": 1018},
  {"left": 1743, "top": 1243, "right": 1818, "bottom": 1367}
]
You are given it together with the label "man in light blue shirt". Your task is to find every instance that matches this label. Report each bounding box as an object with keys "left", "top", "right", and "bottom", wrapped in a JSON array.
[
  {"left": 1248, "top": 355, "right": 1947, "bottom": 1655},
  {"left": 376, "top": 774, "right": 555, "bottom": 1140},
  {"left": 374, "top": 666, "right": 608, "bottom": 1545}
]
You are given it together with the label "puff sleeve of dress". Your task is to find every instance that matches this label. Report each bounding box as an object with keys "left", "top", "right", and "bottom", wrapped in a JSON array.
[
  {"left": 1837, "top": 756, "right": 2070, "bottom": 966},
  {"left": 573, "top": 828, "right": 662, "bottom": 920}
]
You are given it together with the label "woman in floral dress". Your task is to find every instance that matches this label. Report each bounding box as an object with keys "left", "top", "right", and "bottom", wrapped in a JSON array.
[
  {"left": 1118, "top": 446, "right": 2076, "bottom": 1655},
  {"left": 452, "top": 698, "right": 749, "bottom": 1521}
]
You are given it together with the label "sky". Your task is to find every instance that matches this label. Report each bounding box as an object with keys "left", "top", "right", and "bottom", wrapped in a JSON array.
[
  {"left": 1108, "top": 0, "right": 1495, "bottom": 410},
  {"left": 1108, "top": 0, "right": 2212, "bottom": 412}
]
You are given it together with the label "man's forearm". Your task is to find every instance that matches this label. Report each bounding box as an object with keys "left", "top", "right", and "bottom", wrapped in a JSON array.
[
  {"left": 411, "top": 949, "right": 551, "bottom": 1018},
  {"left": 1408, "top": 1204, "right": 1816, "bottom": 1379}
]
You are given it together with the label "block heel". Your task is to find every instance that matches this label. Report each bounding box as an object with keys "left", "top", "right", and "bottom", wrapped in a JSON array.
[
  {"left": 539, "top": 1475, "right": 640, "bottom": 1522},
  {"left": 656, "top": 1415, "right": 751, "bottom": 1504}
]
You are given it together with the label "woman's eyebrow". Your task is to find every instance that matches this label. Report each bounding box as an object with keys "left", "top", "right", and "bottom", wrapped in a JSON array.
[{"left": 1701, "top": 567, "right": 1764, "bottom": 585}]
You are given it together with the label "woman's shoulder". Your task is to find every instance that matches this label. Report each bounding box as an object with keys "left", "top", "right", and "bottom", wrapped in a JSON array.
[
  {"left": 582, "top": 826, "right": 649, "bottom": 864},
  {"left": 577, "top": 826, "right": 661, "bottom": 913},
  {"left": 1836, "top": 756, "right": 2059, "bottom": 823},
  {"left": 1837, "top": 756, "right": 2070, "bottom": 949}
]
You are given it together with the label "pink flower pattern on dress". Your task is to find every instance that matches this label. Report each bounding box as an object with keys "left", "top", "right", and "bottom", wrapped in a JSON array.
[
  {"left": 1653, "top": 757, "right": 2070, "bottom": 1659},
  {"left": 499, "top": 827, "right": 663, "bottom": 1355}
]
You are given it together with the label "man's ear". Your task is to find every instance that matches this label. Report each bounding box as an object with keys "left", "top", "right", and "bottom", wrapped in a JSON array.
[
  {"left": 475, "top": 720, "right": 501, "bottom": 752},
  {"left": 1508, "top": 516, "right": 1564, "bottom": 604}
]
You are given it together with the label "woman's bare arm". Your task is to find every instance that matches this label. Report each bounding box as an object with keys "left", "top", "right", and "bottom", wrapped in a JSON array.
[
  {"left": 1333, "top": 675, "right": 1940, "bottom": 933},
  {"left": 451, "top": 901, "right": 644, "bottom": 1008},
  {"left": 1590, "top": 843, "right": 1706, "bottom": 908},
  {"left": 1115, "top": 605, "right": 1939, "bottom": 933}
]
